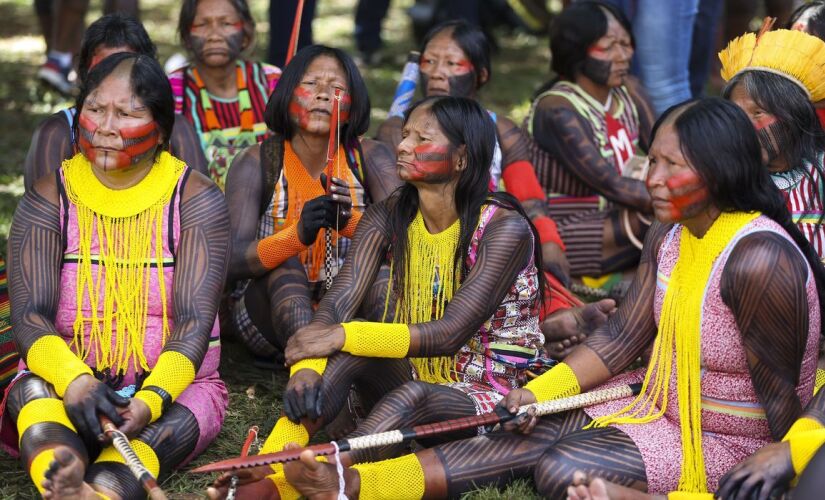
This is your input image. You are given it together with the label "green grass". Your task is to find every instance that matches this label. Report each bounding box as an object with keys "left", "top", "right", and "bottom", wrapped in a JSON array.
[{"left": 0, "top": 0, "right": 551, "bottom": 497}]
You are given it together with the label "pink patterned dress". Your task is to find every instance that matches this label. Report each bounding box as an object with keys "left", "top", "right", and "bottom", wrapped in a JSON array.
[
  {"left": 2, "top": 166, "right": 228, "bottom": 463},
  {"left": 443, "top": 204, "right": 546, "bottom": 416},
  {"left": 583, "top": 215, "right": 820, "bottom": 493}
]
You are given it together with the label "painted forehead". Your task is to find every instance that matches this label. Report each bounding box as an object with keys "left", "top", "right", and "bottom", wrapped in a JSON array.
[{"left": 87, "top": 67, "right": 145, "bottom": 109}]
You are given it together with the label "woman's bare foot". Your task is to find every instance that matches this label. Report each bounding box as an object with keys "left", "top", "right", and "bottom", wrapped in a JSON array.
[
  {"left": 41, "top": 447, "right": 100, "bottom": 500},
  {"left": 282, "top": 443, "right": 348, "bottom": 500},
  {"left": 543, "top": 299, "right": 616, "bottom": 358},
  {"left": 567, "top": 471, "right": 657, "bottom": 500}
]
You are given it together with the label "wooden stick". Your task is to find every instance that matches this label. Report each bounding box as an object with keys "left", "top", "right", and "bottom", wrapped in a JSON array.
[
  {"left": 191, "top": 383, "right": 641, "bottom": 474},
  {"left": 285, "top": 0, "right": 307, "bottom": 66},
  {"left": 99, "top": 416, "right": 167, "bottom": 500}
]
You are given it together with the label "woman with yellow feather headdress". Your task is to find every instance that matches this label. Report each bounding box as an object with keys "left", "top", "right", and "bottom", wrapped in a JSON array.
[
  {"left": 227, "top": 98, "right": 824, "bottom": 500},
  {"left": 3, "top": 52, "right": 230, "bottom": 498},
  {"left": 720, "top": 23, "right": 825, "bottom": 263}
]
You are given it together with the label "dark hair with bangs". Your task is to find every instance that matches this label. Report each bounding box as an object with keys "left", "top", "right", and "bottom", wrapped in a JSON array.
[
  {"left": 419, "top": 20, "right": 492, "bottom": 90},
  {"left": 653, "top": 97, "right": 825, "bottom": 327},
  {"left": 264, "top": 45, "right": 370, "bottom": 146},
  {"left": 77, "top": 13, "right": 156, "bottom": 82},
  {"left": 75, "top": 52, "right": 174, "bottom": 152},
  {"left": 178, "top": 0, "right": 256, "bottom": 56},
  {"left": 388, "top": 96, "right": 545, "bottom": 307},
  {"left": 536, "top": 0, "right": 633, "bottom": 96}
]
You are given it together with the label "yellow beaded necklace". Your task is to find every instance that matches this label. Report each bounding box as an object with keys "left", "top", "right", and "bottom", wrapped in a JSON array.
[{"left": 62, "top": 151, "right": 185, "bottom": 373}]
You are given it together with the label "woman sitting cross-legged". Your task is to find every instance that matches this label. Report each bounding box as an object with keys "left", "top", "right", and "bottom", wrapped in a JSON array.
[
  {"left": 3, "top": 52, "right": 229, "bottom": 499},
  {"left": 208, "top": 95, "right": 553, "bottom": 499}
]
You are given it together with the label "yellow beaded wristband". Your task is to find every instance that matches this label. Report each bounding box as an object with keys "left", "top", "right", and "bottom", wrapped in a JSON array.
[
  {"left": 134, "top": 351, "right": 196, "bottom": 423},
  {"left": 783, "top": 416, "right": 824, "bottom": 442},
  {"left": 289, "top": 358, "right": 328, "bottom": 377},
  {"left": 523, "top": 362, "right": 581, "bottom": 403},
  {"left": 667, "top": 493, "right": 714, "bottom": 500},
  {"left": 26, "top": 335, "right": 93, "bottom": 397},
  {"left": 341, "top": 322, "right": 411, "bottom": 358},
  {"left": 788, "top": 429, "right": 825, "bottom": 475}
]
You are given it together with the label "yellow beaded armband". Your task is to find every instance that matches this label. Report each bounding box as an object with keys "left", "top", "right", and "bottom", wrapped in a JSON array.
[
  {"left": 788, "top": 429, "right": 825, "bottom": 475},
  {"left": 134, "top": 351, "right": 196, "bottom": 423},
  {"left": 783, "top": 417, "right": 824, "bottom": 442},
  {"left": 26, "top": 335, "right": 93, "bottom": 397},
  {"left": 667, "top": 493, "right": 714, "bottom": 500},
  {"left": 341, "top": 322, "right": 410, "bottom": 358},
  {"left": 523, "top": 362, "right": 581, "bottom": 403},
  {"left": 289, "top": 358, "right": 328, "bottom": 377}
]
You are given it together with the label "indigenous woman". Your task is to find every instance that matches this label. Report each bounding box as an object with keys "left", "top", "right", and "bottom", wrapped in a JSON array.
[
  {"left": 170, "top": 0, "right": 281, "bottom": 190},
  {"left": 225, "top": 44, "right": 397, "bottom": 360},
  {"left": 277, "top": 98, "right": 823, "bottom": 500},
  {"left": 24, "top": 13, "right": 207, "bottom": 191},
  {"left": 376, "top": 20, "right": 614, "bottom": 358},
  {"left": 721, "top": 28, "right": 825, "bottom": 262},
  {"left": 3, "top": 53, "right": 229, "bottom": 498},
  {"left": 209, "top": 96, "right": 548, "bottom": 499},
  {"left": 526, "top": 1, "right": 655, "bottom": 282}
]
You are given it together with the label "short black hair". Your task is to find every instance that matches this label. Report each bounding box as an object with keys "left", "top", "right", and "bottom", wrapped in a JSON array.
[
  {"left": 264, "top": 45, "right": 370, "bottom": 145},
  {"left": 178, "top": 0, "right": 256, "bottom": 55},
  {"left": 547, "top": 1, "right": 633, "bottom": 81},
  {"left": 787, "top": 1, "right": 825, "bottom": 40},
  {"left": 75, "top": 52, "right": 174, "bottom": 152},
  {"left": 77, "top": 13, "right": 156, "bottom": 83},
  {"left": 419, "top": 20, "right": 492, "bottom": 89}
]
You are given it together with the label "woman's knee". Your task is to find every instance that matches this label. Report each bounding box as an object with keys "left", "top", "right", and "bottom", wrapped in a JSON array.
[{"left": 533, "top": 446, "right": 579, "bottom": 497}]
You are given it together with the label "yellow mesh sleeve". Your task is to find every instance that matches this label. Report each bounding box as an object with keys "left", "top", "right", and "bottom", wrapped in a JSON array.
[
  {"left": 267, "top": 472, "right": 301, "bottom": 500},
  {"left": 523, "top": 362, "right": 581, "bottom": 403},
  {"left": 783, "top": 417, "right": 825, "bottom": 441},
  {"left": 260, "top": 416, "right": 311, "bottom": 473},
  {"left": 788, "top": 429, "right": 825, "bottom": 475},
  {"left": 667, "top": 493, "right": 715, "bottom": 500},
  {"left": 815, "top": 368, "right": 825, "bottom": 396},
  {"left": 134, "top": 351, "right": 196, "bottom": 422},
  {"left": 256, "top": 226, "right": 307, "bottom": 270},
  {"left": 290, "top": 358, "right": 328, "bottom": 376},
  {"left": 17, "top": 398, "right": 76, "bottom": 446},
  {"left": 341, "top": 322, "right": 410, "bottom": 358},
  {"left": 96, "top": 438, "right": 160, "bottom": 478},
  {"left": 29, "top": 448, "right": 55, "bottom": 494},
  {"left": 352, "top": 453, "right": 426, "bottom": 500},
  {"left": 25, "top": 335, "right": 93, "bottom": 397}
]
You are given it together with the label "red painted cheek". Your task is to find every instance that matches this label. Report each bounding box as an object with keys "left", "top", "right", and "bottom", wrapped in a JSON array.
[
  {"left": 453, "top": 60, "right": 474, "bottom": 75},
  {"left": 338, "top": 93, "right": 352, "bottom": 122},
  {"left": 408, "top": 144, "right": 451, "bottom": 180},
  {"left": 119, "top": 121, "right": 159, "bottom": 159},
  {"left": 664, "top": 170, "right": 710, "bottom": 219},
  {"left": 753, "top": 115, "right": 777, "bottom": 130},
  {"left": 587, "top": 45, "right": 608, "bottom": 56},
  {"left": 290, "top": 87, "right": 314, "bottom": 128}
]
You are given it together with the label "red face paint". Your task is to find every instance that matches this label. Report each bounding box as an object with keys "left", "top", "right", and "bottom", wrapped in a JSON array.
[
  {"left": 78, "top": 113, "right": 159, "bottom": 170},
  {"left": 289, "top": 86, "right": 314, "bottom": 129},
  {"left": 753, "top": 114, "right": 777, "bottom": 130},
  {"left": 338, "top": 93, "right": 352, "bottom": 123},
  {"left": 661, "top": 170, "right": 709, "bottom": 220},
  {"left": 401, "top": 144, "right": 453, "bottom": 182}
]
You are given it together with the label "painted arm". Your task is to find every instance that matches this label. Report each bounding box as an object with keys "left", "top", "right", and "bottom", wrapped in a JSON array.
[
  {"left": 360, "top": 138, "right": 402, "bottom": 203},
  {"left": 721, "top": 232, "right": 811, "bottom": 439},
  {"left": 23, "top": 113, "right": 73, "bottom": 191},
  {"left": 169, "top": 114, "right": 208, "bottom": 175},
  {"left": 532, "top": 96, "right": 651, "bottom": 212}
]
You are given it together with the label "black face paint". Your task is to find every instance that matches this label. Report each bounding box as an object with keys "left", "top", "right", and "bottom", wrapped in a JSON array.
[
  {"left": 581, "top": 56, "right": 612, "bottom": 86},
  {"left": 447, "top": 73, "right": 476, "bottom": 97},
  {"left": 756, "top": 120, "right": 793, "bottom": 163},
  {"left": 189, "top": 28, "right": 245, "bottom": 64}
]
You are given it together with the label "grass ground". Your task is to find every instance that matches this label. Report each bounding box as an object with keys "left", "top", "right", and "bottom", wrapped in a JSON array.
[{"left": 0, "top": 0, "right": 551, "bottom": 497}]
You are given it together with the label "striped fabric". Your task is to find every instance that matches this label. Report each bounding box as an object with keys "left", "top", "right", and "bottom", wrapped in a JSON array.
[
  {"left": 0, "top": 257, "right": 16, "bottom": 389},
  {"left": 772, "top": 158, "right": 825, "bottom": 261}
]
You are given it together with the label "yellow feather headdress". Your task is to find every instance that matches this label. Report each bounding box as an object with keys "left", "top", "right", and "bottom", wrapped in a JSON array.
[{"left": 719, "top": 26, "right": 825, "bottom": 101}]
